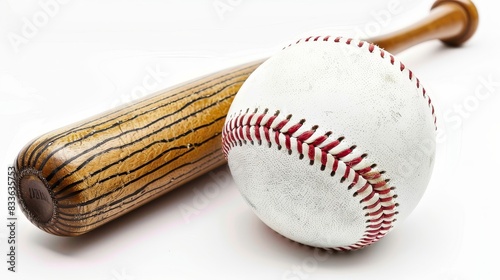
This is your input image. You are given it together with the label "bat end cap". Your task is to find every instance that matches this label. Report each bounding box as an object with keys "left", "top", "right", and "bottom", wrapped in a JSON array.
[{"left": 17, "top": 169, "right": 55, "bottom": 226}]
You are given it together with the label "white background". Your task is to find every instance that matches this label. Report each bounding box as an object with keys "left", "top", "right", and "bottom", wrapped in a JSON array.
[{"left": 0, "top": 0, "right": 499, "bottom": 279}]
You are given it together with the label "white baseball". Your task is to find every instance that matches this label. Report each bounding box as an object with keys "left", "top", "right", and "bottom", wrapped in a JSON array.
[{"left": 222, "top": 36, "right": 436, "bottom": 251}]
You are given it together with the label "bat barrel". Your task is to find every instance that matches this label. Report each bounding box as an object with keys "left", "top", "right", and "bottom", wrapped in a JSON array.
[{"left": 14, "top": 60, "right": 262, "bottom": 236}]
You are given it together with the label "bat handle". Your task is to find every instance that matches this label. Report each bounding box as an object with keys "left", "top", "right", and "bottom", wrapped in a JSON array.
[{"left": 370, "top": 0, "right": 479, "bottom": 54}]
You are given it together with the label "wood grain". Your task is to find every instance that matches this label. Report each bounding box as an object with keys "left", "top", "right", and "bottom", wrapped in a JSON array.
[
  {"left": 14, "top": 0, "right": 478, "bottom": 236},
  {"left": 369, "top": 0, "right": 478, "bottom": 54},
  {"left": 15, "top": 60, "right": 262, "bottom": 235}
]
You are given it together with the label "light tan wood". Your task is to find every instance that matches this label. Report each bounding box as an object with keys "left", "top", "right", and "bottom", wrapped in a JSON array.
[
  {"left": 369, "top": 0, "right": 479, "bottom": 54},
  {"left": 15, "top": 60, "right": 262, "bottom": 236},
  {"left": 14, "top": 0, "right": 479, "bottom": 236}
]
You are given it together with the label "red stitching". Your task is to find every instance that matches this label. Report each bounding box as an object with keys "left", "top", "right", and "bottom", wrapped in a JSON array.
[
  {"left": 368, "top": 43, "right": 375, "bottom": 53},
  {"left": 222, "top": 110, "right": 398, "bottom": 251}
]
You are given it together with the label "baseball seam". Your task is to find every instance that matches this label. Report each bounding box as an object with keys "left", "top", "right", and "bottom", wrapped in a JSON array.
[
  {"left": 223, "top": 36, "right": 432, "bottom": 251},
  {"left": 223, "top": 108, "right": 398, "bottom": 251}
]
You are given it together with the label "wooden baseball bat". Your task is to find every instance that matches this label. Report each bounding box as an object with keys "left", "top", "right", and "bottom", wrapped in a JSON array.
[{"left": 14, "top": 0, "right": 478, "bottom": 236}]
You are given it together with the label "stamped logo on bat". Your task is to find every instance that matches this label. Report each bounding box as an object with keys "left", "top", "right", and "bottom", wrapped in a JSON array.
[{"left": 28, "top": 187, "right": 49, "bottom": 203}]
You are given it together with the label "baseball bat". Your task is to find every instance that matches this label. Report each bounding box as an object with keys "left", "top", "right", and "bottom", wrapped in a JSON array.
[{"left": 14, "top": 0, "right": 478, "bottom": 236}]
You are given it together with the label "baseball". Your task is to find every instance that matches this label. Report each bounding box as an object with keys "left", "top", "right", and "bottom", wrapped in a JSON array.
[{"left": 222, "top": 36, "right": 436, "bottom": 251}]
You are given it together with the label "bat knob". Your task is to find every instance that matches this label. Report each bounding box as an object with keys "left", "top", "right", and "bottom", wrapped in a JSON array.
[
  {"left": 432, "top": 0, "right": 479, "bottom": 46},
  {"left": 16, "top": 169, "right": 55, "bottom": 228}
]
